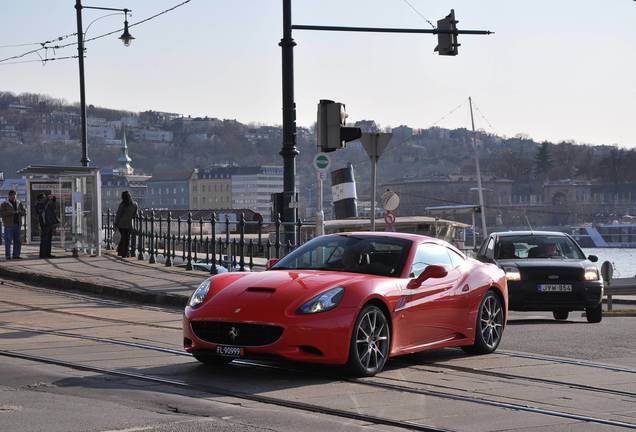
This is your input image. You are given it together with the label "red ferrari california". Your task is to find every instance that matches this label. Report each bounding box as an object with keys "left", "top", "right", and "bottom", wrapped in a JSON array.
[{"left": 183, "top": 232, "right": 508, "bottom": 376}]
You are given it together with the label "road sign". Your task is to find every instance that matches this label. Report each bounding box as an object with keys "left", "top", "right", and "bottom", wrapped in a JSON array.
[
  {"left": 318, "top": 171, "right": 327, "bottom": 181},
  {"left": 313, "top": 153, "right": 331, "bottom": 172},
  {"left": 382, "top": 190, "right": 400, "bottom": 211}
]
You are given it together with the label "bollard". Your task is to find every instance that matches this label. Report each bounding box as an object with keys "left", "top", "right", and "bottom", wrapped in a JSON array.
[
  {"left": 210, "top": 213, "right": 218, "bottom": 275},
  {"left": 149, "top": 211, "right": 156, "bottom": 264},
  {"left": 165, "top": 212, "right": 173, "bottom": 267},
  {"left": 275, "top": 213, "right": 281, "bottom": 258},
  {"left": 106, "top": 209, "right": 112, "bottom": 250},
  {"left": 601, "top": 260, "right": 613, "bottom": 311},
  {"left": 248, "top": 239, "right": 254, "bottom": 271},
  {"left": 239, "top": 213, "right": 245, "bottom": 271},
  {"left": 186, "top": 212, "right": 193, "bottom": 270}
]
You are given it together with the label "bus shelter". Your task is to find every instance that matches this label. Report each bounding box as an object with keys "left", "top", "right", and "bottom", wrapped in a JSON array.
[{"left": 17, "top": 165, "right": 102, "bottom": 256}]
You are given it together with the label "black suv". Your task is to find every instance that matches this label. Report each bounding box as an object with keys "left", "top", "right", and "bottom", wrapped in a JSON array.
[{"left": 476, "top": 231, "right": 603, "bottom": 323}]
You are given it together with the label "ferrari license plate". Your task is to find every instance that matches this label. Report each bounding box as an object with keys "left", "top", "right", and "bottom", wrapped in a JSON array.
[
  {"left": 538, "top": 284, "right": 572, "bottom": 293},
  {"left": 216, "top": 345, "right": 244, "bottom": 357}
]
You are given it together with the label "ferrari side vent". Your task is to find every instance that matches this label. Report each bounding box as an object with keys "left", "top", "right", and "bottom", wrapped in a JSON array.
[{"left": 246, "top": 287, "right": 277, "bottom": 293}]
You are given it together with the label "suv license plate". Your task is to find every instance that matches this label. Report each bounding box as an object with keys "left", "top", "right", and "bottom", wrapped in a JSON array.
[
  {"left": 216, "top": 345, "right": 244, "bottom": 357},
  {"left": 538, "top": 284, "right": 572, "bottom": 293}
]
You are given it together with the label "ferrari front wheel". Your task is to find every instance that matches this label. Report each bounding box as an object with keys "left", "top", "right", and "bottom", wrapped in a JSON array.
[
  {"left": 348, "top": 305, "right": 391, "bottom": 377},
  {"left": 463, "top": 290, "right": 504, "bottom": 355}
]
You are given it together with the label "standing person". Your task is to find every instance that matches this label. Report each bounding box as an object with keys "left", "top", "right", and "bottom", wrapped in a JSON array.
[
  {"left": 35, "top": 193, "right": 48, "bottom": 258},
  {"left": 39, "top": 194, "right": 59, "bottom": 259},
  {"left": 114, "top": 191, "right": 138, "bottom": 258},
  {"left": 1, "top": 190, "right": 26, "bottom": 260}
]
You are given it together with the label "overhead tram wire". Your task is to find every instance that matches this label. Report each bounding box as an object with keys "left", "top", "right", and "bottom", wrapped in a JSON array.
[
  {"left": 0, "top": 0, "right": 193, "bottom": 64},
  {"left": 400, "top": 0, "right": 436, "bottom": 29},
  {"left": 0, "top": 55, "right": 79, "bottom": 67}
]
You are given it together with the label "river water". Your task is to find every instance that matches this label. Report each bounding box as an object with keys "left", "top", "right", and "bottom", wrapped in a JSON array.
[{"left": 582, "top": 248, "right": 636, "bottom": 278}]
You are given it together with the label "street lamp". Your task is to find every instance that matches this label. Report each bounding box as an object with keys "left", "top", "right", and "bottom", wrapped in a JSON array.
[{"left": 75, "top": 1, "right": 133, "bottom": 167}]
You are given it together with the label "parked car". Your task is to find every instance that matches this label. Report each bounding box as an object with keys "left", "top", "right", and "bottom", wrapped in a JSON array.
[
  {"left": 476, "top": 231, "right": 603, "bottom": 323},
  {"left": 183, "top": 232, "right": 507, "bottom": 376}
]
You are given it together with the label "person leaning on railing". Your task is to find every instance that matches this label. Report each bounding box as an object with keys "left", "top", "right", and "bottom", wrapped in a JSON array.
[{"left": 1, "top": 189, "right": 26, "bottom": 260}]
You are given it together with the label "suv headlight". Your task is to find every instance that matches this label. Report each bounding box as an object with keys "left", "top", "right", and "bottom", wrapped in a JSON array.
[
  {"left": 297, "top": 287, "right": 345, "bottom": 314},
  {"left": 189, "top": 279, "right": 211, "bottom": 309},
  {"left": 584, "top": 267, "right": 599, "bottom": 281},
  {"left": 503, "top": 266, "right": 521, "bottom": 281}
]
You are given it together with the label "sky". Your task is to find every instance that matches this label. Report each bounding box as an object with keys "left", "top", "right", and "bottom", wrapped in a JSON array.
[{"left": 1, "top": 0, "right": 635, "bottom": 148}]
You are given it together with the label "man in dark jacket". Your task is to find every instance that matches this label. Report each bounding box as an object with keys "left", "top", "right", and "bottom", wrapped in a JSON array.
[
  {"left": 1, "top": 190, "right": 26, "bottom": 260},
  {"left": 38, "top": 194, "right": 59, "bottom": 259},
  {"left": 114, "top": 191, "right": 138, "bottom": 258}
]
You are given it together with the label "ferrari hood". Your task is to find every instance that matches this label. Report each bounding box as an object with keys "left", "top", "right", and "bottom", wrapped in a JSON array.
[{"left": 192, "top": 270, "right": 365, "bottom": 322}]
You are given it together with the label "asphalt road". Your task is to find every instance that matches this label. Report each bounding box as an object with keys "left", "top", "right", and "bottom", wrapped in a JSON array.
[{"left": 1, "top": 279, "right": 635, "bottom": 432}]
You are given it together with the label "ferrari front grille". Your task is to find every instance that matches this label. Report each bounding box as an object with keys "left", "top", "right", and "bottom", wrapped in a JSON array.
[{"left": 191, "top": 321, "right": 284, "bottom": 346}]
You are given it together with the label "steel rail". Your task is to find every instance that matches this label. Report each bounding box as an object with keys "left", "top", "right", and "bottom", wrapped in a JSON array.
[
  {"left": 394, "top": 363, "right": 636, "bottom": 399},
  {"left": 0, "top": 349, "right": 452, "bottom": 432},
  {"left": 2, "top": 324, "right": 635, "bottom": 430},
  {"left": 498, "top": 350, "right": 636, "bottom": 374}
]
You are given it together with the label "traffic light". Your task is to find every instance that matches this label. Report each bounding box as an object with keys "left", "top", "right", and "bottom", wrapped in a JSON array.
[
  {"left": 317, "top": 99, "right": 362, "bottom": 152},
  {"left": 435, "top": 9, "right": 459, "bottom": 56}
]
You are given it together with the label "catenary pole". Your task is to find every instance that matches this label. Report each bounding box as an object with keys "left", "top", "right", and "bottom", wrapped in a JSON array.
[
  {"left": 75, "top": 0, "right": 90, "bottom": 167},
  {"left": 469, "top": 96, "right": 487, "bottom": 238}
]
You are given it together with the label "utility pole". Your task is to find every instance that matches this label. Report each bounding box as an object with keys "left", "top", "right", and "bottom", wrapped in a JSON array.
[
  {"left": 75, "top": 0, "right": 89, "bottom": 167},
  {"left": 469, "top": 96, "right": 487, "bottom": 238}
]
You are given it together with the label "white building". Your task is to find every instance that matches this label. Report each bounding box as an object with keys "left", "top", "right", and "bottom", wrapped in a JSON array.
[{"left": 231, "top": 165, "right": 284, "bottom": 222}]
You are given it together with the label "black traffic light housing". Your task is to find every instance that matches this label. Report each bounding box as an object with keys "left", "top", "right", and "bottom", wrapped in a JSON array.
[
  {"left": 435, "top": 9, "right": 460, "bottom": 56},
  {"left": 317, "top": 99, "right": 362, "bottom": 152}
]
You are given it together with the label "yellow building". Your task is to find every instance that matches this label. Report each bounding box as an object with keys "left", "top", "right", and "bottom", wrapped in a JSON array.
[{"left": 188, "top": 167, "right": 232, "bottom": 210}]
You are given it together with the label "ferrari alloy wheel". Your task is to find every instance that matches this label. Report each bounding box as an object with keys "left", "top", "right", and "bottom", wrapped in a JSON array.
[
  {"left": 348, "top": 305, "right": 390, "bottom": 377},
  {"left": 192, "top": 352, "right": 233, "bottom": 366},
  {"left": 553, "top": 310, "right": 569, "bottom": 320},
  {"left": 585, "top": 303, "right": 603, "bottom": 323},
  {"left": 464, "top": 291, "right": 504, "bottom": 354}
]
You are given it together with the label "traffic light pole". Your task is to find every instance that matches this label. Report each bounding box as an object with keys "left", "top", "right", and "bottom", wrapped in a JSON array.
[
  {"left": 280, "top": 0, "right": 299, "bottom": 244},
  {"left": 292, "top": 25, "right": 491, "bottom": 36},
  {"left": 280, "top": 3, "right": 491, "bottom": 242}
]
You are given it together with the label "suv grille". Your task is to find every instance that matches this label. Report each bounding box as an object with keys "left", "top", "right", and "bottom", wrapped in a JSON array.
[
  {"left": 191, "top": 321, "right": 284, "bottom": 346},
  {"left": 521, "top": 267, "right": 583, "bottom": 282}
]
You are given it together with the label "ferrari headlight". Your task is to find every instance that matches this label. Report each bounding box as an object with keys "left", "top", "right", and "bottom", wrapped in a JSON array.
[
  {"left": 503, "top": 266, "right": 521, "bottom": 281},
  {"left": 297, "top": 287, "right": 345, "bottom": 314},
  {"left": 189, "top": 279, "right": 211, "bottom": 309},
  {"left": 584, "top": 267, "right": 599, "bottom": 281}
]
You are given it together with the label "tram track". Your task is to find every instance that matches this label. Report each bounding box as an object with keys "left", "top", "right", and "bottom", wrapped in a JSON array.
[
  {"left": 1, "top": 323, "right": 635, "bottom": 430},
  {"left": 0, "top": 348, "right": 451, "bottom": 432}
]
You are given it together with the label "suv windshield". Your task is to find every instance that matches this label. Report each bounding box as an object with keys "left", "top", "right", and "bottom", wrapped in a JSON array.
[
  {"left": 496, "top": 235, "right": 585, "bottom": 260},
  {"left": 272, "top": 235, "right": 411, "bottom": 277}
]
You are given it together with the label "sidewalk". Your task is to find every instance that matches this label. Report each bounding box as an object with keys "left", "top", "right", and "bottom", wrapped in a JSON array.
[
  {"left": 1, "top": 245, "right": 635, "bottom": 309},
  {"left": 0, "top": 246, "right": 212, "bottom": 308}
]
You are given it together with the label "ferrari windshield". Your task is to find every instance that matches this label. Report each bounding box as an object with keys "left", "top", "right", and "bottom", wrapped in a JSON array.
[
  {"left": 496, "top": 235, "right": 586, "bottom": 260},
  {"left": 272, "top": 234, "right": 412, "bottom": 277}
]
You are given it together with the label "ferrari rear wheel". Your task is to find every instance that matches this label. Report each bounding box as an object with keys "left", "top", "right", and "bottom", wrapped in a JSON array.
[
  {"left": 192, "top": 352, "right": 233, "bottom": 366},
  {"left": 463, "top": 290, "right": 504, "bottom": 355},
  {"left": 348, "top": 305, "right": 390, "bottom": 377},
  {"left": 553, "top": 310, "right": 569, "bottom": 320}
]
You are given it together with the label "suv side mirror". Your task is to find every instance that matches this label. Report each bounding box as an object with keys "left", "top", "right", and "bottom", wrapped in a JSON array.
[
  {"left": 407, "top": 265, "right": 448, "bottom": 289},
  {"left": 266, "top": 258, "right": 280, "bottom": 270},
  {"left": 588, "top": 255, "right": 598, "bottom": 263}
]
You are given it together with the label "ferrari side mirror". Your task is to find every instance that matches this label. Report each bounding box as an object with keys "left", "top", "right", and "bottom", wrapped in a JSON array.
[{"left": 407, "top": 264, "right": 448, "bottom": 289}]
